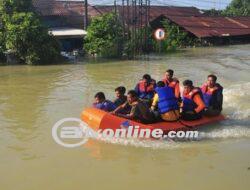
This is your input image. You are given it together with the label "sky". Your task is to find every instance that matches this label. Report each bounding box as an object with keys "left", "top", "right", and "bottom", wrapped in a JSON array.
[{"left": 64, "top": 0, "right": 233, "bottom": 10}]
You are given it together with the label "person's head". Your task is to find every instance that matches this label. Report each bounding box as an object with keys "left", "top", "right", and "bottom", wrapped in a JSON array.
[
  {"left": 207, "top": 74, "right": 217, "bottom": 87},
  {"left": 127, "top": 90, "right": 138, "bottom": 104},
  {"left": 165, "top": 69, "right": 174, "bottom": 80},
  {"left": 183, "top": 80, "right": 193, "bottom": 94},
  {"left": 156, "top": 81, "right": 165, "bottom": 88},
  {"left": 115, "top": 86, "right": 126, "bottom": 98},
  {"left": 142, "top": 74, "right": 151, "bottom": 82},
  {"left": 94, "top": 92, "right": 106, "bottom": 104}
]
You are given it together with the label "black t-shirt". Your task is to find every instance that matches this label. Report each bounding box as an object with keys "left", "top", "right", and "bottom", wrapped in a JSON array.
[
  {"left": 129, "top": 100, "right": 155, "bottom": 124},
  {"left": 114, "top": 95, "right": 127, "bottom": 107}
]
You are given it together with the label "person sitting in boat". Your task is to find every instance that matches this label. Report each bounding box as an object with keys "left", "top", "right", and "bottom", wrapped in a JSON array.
[
  {"left": 201, "top": 74, "right": 223, "bottom": 116},
  {"left": 113, "top": 86, "right": 127, "bottom": 107},
  {"left": 180, "top": 80, "right": 206, "bottom": 121},
  {"left": 112, "top": 90, "right": 155, "bottom": 124},
  {"left": 162, "top": 69, "right": 181, "bottom": 101},
  {"left": 93, "top": 92, "right": 116, "bottom": 112},
  {"left": 151, "top": 81, "right": 180, "bottom": 121},
  {"left": 135, "top": 74, "right": 156, "bottom": 100}
]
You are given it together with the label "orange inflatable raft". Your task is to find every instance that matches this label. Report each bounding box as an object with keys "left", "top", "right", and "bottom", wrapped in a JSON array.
[{"left": 81, "top": 108, "right": 225, "bottom": 133}]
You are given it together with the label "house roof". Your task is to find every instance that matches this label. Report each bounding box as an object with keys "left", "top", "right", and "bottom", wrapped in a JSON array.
[
  {"left": 33, "top": 1, "right": 202, "bottom": 19},
  {"left": 149, "top": 6, "right": 202, "bottom": 19},
  {"left": 33, "top": 0, "right": 101, "bottom": 17},
  {"left": 33, "top": 1, "right": 250, "bottom": 38},
  {"left": 94, "top": 5, "right": 202, "bottom": 21},
  {"left": 165, "top": 15, "right": 250, "bottom": 38}
]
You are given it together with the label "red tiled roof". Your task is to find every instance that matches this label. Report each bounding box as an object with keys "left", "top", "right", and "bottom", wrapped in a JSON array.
[
  {"left": 33, "top": 1, "right": 201, "bottom": 19},
  {"left": 149, "top": 6, "right": 202, "bottom": 19},
  {"left": 33, "top": 0, "right": 101, "bottom": 17},
  {"left": 166, "top": 15, "right": 250, "bottom": 38},
  {"left": 93, "top": 5, "right": 202, "bottom": 28},
  {"left": 94, "top": 5, "right": 202, "bottom": 20}
]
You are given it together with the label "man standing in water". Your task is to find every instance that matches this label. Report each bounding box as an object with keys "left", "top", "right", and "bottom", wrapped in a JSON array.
[
  {"left": 201, "top": 74, "right": 223, "bottom": 116},
  {"left": 162, "top": 69, "right": 181, "bottom": 101}
]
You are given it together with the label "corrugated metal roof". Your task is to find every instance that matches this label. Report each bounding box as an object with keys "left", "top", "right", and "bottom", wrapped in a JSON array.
[
  {"left": 94, "top": 5, "right": 202, "bottom": 20},
  {"left": 32, "top": 1, "right": 250, "bottom": 38},
  {"left": 93, "top": 5, "right": 202, "bottom": 29},
  {"left": 166, "top": 15, "right": 250, "bottom": 38},
  {"left": 33, "top": 1, "right": 201, "bottom": 18},
  {"left": 149, "top": 6, "right": 202, "bottom": 19}
]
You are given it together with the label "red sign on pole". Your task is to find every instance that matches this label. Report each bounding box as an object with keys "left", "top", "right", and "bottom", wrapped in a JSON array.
[{"left": 154, "top": 28, "right": 166, "bottom": 41}]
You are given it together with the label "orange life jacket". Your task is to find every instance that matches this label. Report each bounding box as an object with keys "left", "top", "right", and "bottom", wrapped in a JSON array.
[
  {"left": 182, "top": 88, "right": 202, "bottom": 112},
  {"left": 163, "top": 78, "right": 179, "bottom": 89},
  {"left": 138, "top": 79, "right": 156, "bottom": 93}
]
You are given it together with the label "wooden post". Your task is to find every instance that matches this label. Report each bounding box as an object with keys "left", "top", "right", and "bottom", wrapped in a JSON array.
[{"left": 84, "top": 0, "right": 88, "bottom": 30}]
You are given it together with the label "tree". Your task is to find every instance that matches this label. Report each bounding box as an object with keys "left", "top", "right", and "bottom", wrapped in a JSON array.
[
  {"left": 154, "top": 20, "right": 198, "bottom": 52},
  {"left": 223, "top": 0, "right": 250, "bottom": 16},
  {"left": 84, "top": 12, "right": 124, "bottom": 58},
  {"left": 203, "top": 9, "right": 223, "bottom": 16},
  {"left": 0, "top": 29, "right": 5, "bottom": 61},
  {"left": 0, "top": 0, "right": 33, "bottom": 14},
  {"left": 0, "top": 0, "right": 61, "bottom": 65}
]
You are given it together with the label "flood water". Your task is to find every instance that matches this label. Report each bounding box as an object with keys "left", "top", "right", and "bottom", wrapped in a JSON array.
[{"left": 0, "top": 45, "right": 250, "bottom": 190}]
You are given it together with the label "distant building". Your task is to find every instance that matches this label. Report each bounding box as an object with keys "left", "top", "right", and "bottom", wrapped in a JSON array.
[
  {"left": 151, "top": 14, "right": 250, "bottom": 45},
  {"left": 33, "top": 0, "right": 97, "bottom": 52},
  {"left": 32, "top": 0, "right": 250, "bottom": 51}
]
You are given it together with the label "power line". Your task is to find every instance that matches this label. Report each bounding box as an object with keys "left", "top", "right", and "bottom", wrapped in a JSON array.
[{"left": 90, "top": 0, "right": 230, "bottom": 6}]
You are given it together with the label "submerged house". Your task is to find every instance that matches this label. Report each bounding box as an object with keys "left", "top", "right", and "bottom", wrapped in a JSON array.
[
  {"left": 96, "top": 5, "right": 250, "bottom": 45},
  {"left": 33, "top": 0, "right": 100, "bottom": 52},
  {"left": 33, "top": 1, "right": 250, "bottom": 51},
  {"left": 118, "top": 5, "right": 250, "bottom": 45},
  {"left": 151, "top": 14, "right": 250, "bottom": 45},
  {"left": 32, "top": 1, "right": 207, "bottom": 51}
]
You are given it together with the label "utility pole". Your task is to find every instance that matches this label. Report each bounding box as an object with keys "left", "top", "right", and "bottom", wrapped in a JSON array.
[
  {"left": 121, "top": 1, "right": 150, "bottom": 55},
  {"left": 84, "top": 0, "right": 88, "bottom": 30},
  {"left": 114, "top": 0, "right": 117, "bottom": 15},
  {"left": 122, "top": 0, "right": 125, "bottom": 37},
  {"left": 213, "top": 0, "right": 216, "bottom": 10}
]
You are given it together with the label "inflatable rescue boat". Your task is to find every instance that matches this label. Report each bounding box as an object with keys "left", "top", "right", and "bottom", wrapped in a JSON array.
[{"left": 81, "top": 108, "right": 225, "bottom": 133}]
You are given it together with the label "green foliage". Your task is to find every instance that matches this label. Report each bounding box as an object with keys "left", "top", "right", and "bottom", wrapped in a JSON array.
[
  {"left": 0, "top": 24, "right": 6, "bottom": 61},
  {"left": 203, "top": 9, "right": 223, "bottom": 16},
  {"left": 223, "top": 0, "right": 250, "bottom": 16},
  {"left": 0, "top": 0, "right": 33, "bottom": 14},
  {"left": 0, "top": 0, "right": 61, "bottom": 65},
  {"left": 123, "top": 27, "right": 152, "bottom": 58},
  {"left": 4, "top": 12, "right": 61, "bottom": 64},
  {"left": 154, "top": 20, "right": 198, "bottom": 52},
  {"left": 204, "top": 0, "right": 250, "bottom": 16},
  {"left": 84, "top": 12, "right": 124, "bottom": 58}
]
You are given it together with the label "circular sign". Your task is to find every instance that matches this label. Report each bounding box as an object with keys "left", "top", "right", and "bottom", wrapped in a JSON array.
[
  {"left": 154, "top": 28, "right": 166, "bottom": 41},
  {"left": 52, "top": 118, "right": 91, "bottom": 148}
]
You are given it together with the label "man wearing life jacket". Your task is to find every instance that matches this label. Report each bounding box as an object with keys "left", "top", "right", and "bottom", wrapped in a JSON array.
[
  {"left": 151, "top": 81, "right": 180, "bottom": 121},
  {"left": 181, "top": 80, "right": 206, "bottom": 121},
  {"left": 201, "top": 74, "right": 223, "bottom": 116},
  {"left": 93, "top": 92, "right": 116, "bottom": 112},
  {"left": 162, "top": 69, "right": 181, "bottom": 101},
  {"left": 135, "top": 74, "right": 156, "bottom": 100}
]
